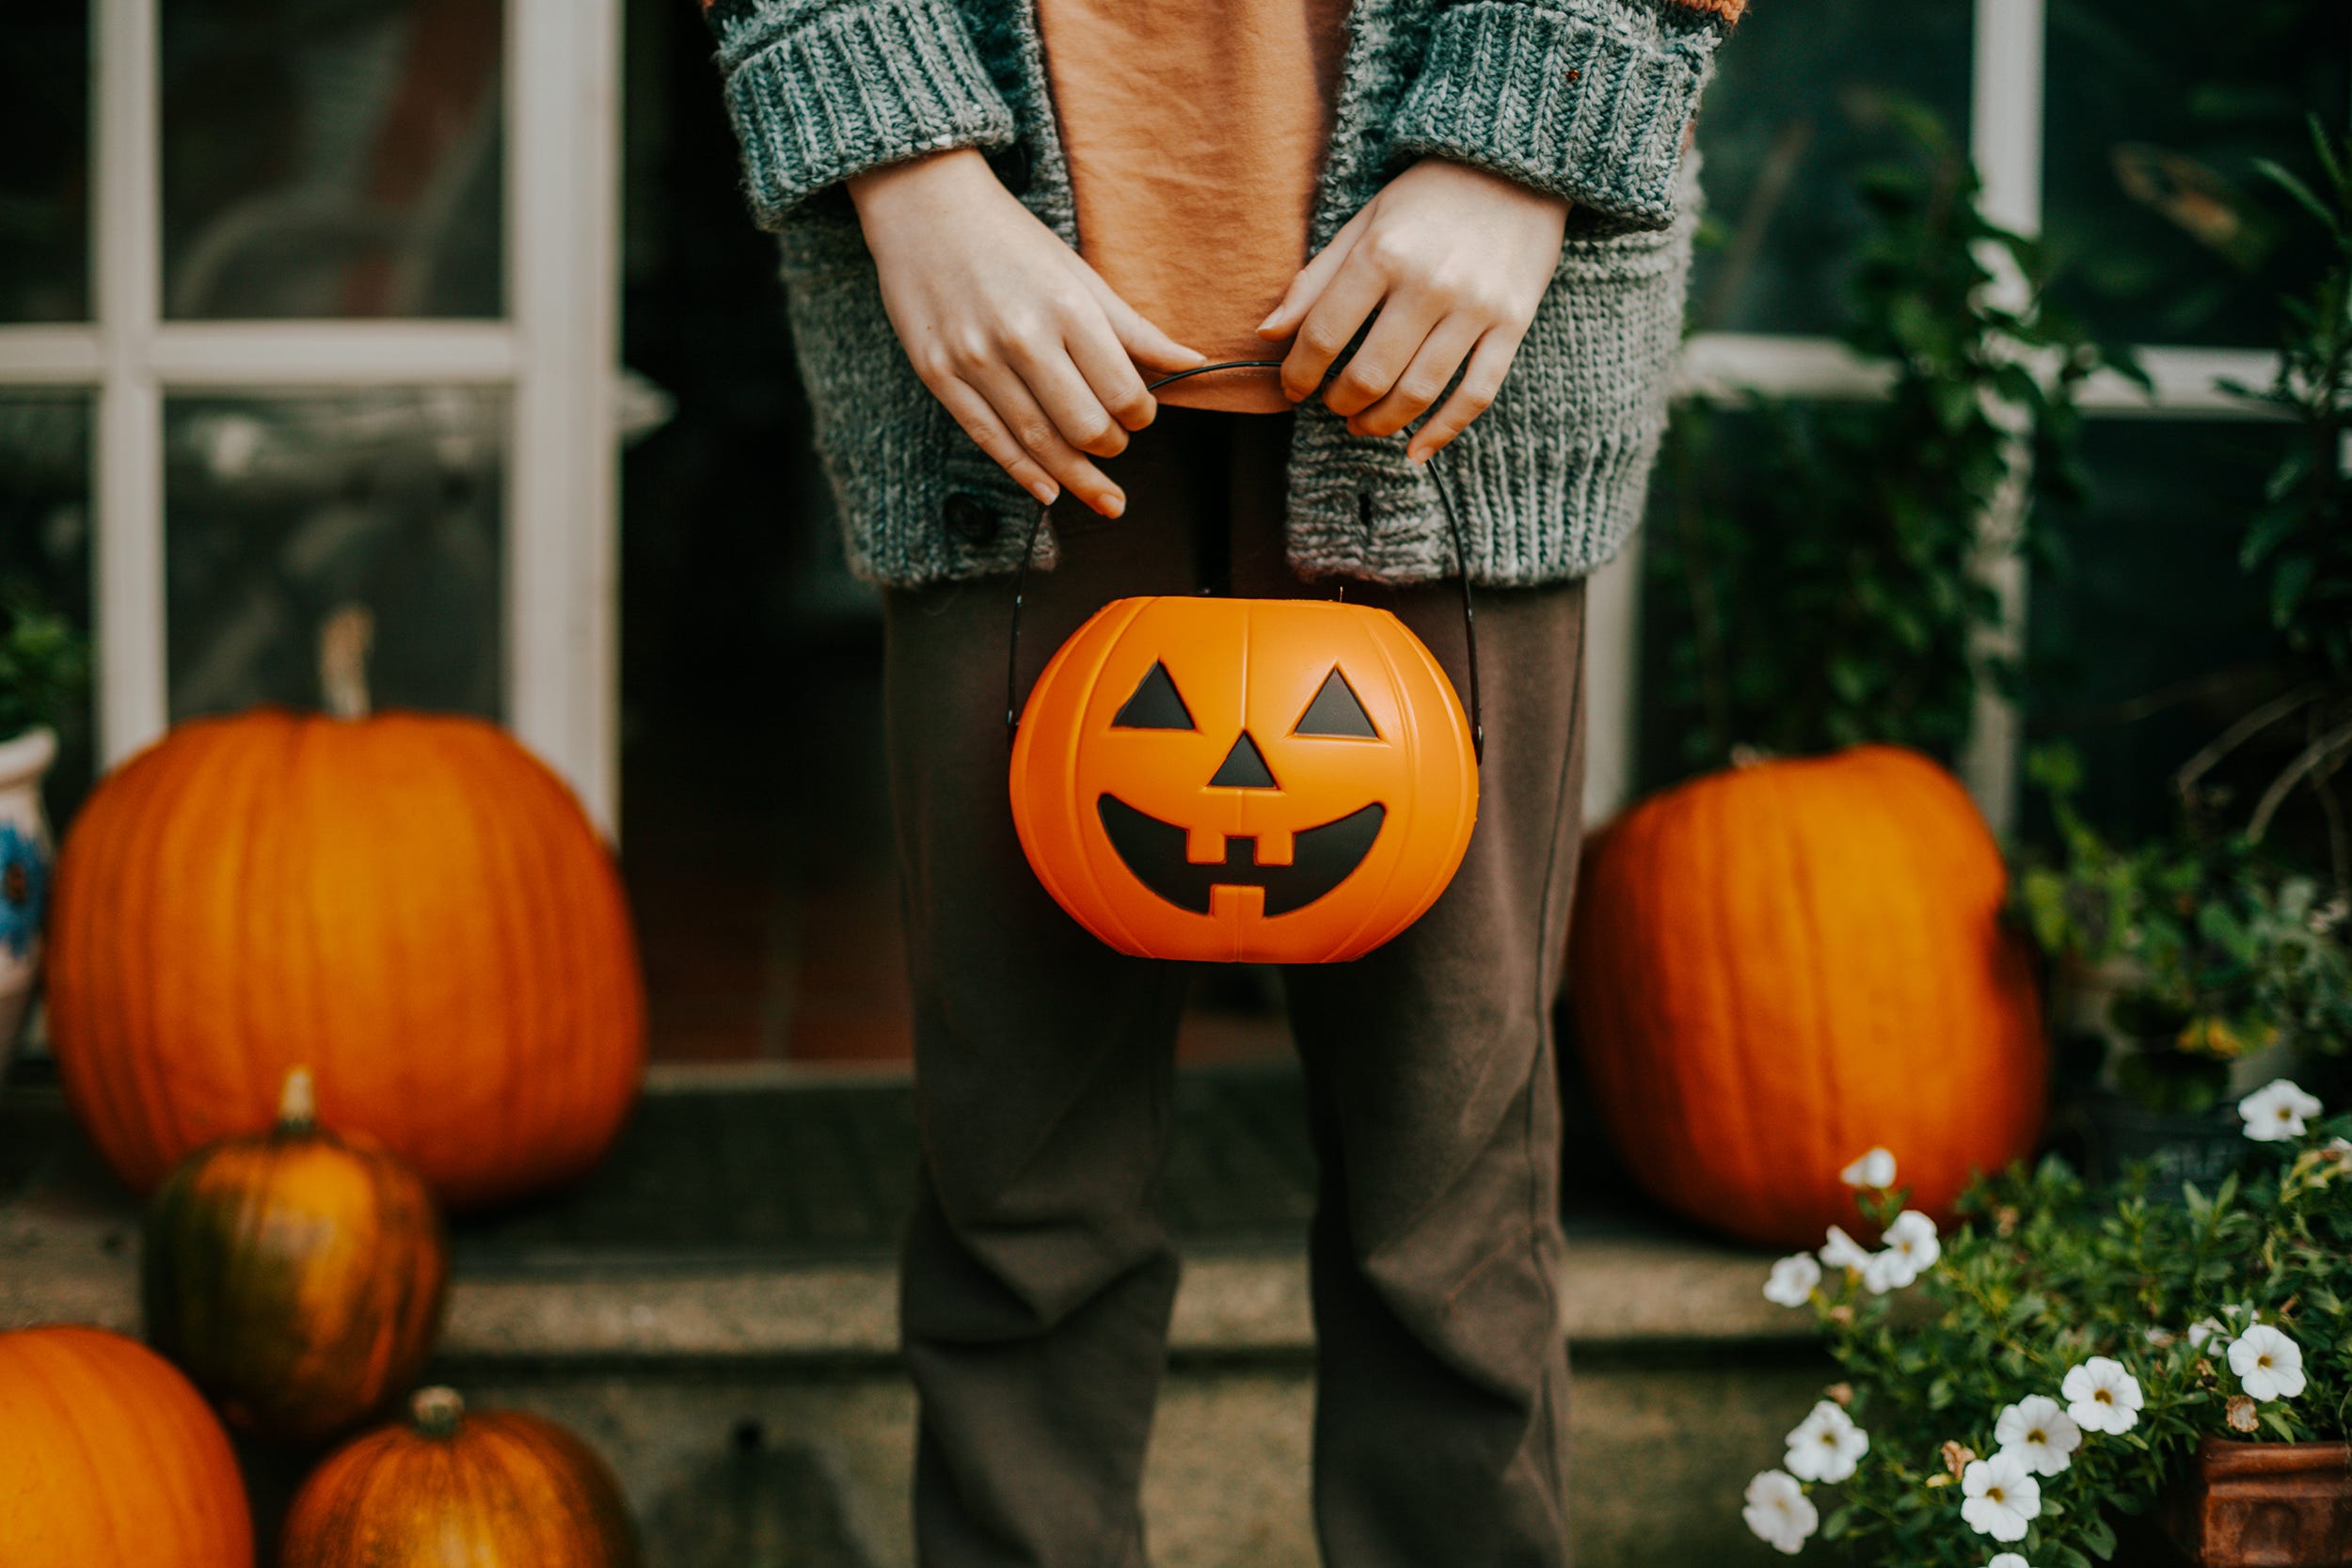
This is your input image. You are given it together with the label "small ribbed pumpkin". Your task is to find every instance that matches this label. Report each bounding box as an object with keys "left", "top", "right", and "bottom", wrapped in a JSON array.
[
  {"left": 46, "top": 609, "right": 645, "bottom": 1209},
  {"left": 0, "top": 1324, "right": 254, "bottom": 1566},
  {"left": 281, "top": 1386, "right": 641, "bottom": 1568},
  {"left": 1569, "top": 745, "right": 2047, "bottom": 1249},
  {"left": 143, "top": 1067, "right": 449, "bottom": 1444}
]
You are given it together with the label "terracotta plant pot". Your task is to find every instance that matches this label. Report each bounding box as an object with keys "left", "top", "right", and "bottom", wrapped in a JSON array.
[
  {"left": 0, "top": 724, "right": 57, "bottom": 1076},
  {"left": 2164, "top": 1437, "right": 2352, "bottom": 1566}
]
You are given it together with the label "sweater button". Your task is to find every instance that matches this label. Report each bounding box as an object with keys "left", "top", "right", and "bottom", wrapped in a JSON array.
[
  {"left": 944, "top": 492, "right": 1002, "bottom": 546},
  {"left": 988, "top": 143, "right": 1033, "bottom": 198}
]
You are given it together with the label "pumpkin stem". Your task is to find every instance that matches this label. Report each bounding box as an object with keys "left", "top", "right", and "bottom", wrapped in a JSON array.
[
  {"left": 319, "top": 604, "right": 374, "bottom": 721},
  {"left": 277, "top": 1067, "right": 317, "bottom": 1132},
  {"left": 411, "top": 1386, "right": 466, "bottom": 1438}
]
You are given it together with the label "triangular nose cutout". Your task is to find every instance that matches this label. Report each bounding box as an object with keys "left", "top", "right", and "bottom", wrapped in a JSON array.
[{"left": 1209, "top": 731, "right": 1279, "bottom": 789}]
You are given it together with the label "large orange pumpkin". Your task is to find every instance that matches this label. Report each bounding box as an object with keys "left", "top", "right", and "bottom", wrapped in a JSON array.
[
  {"left": 1569, "top": 745, "right": 2046, "bottom": 1248},
  {"left": 1010, "top": 595, "right": 1477, "bottom": 963},
  {"left": 46, "top": 621, "right": 644, "bottom": 1209},
  {"left": 280, "top": 1386, "right": 640, "bottom": 1568},
  {"left": 143, "top": 1069, "right": 448, "bottom": 1443},
  {"left": 0, "top": 1323, "right": 254, "bottom": 1567}
]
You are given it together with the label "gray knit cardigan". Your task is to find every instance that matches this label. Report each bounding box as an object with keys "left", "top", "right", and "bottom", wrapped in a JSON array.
[{"left": 705, "top": 0, "right": 1739, "bottom": 588}]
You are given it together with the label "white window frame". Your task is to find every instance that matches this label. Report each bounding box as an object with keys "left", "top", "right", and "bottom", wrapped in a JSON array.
[
  {"left": 0, "top": 0, "right": 624, "bottom": 832},
  {"left": 0, "top": 0, "right": 2316, "bottom": 845}
]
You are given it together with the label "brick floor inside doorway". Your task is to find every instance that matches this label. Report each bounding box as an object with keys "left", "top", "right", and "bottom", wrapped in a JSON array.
[{"left": 619, "top": 650, "right": 1293, "bottom": 1069}]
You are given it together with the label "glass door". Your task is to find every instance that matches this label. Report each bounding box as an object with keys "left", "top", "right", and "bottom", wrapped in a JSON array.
[{"left": 0, "top": 0, "right": 623, "bottom": 830}]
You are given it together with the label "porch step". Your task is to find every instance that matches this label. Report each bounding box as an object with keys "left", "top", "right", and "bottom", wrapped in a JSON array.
[{"left": 2, "top": 1067, "right": 1823, "bottom": 1567}]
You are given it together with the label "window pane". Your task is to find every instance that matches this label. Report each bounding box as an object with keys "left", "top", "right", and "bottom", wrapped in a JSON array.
[
  {"left": 2024, "top": 419, "right": 2296, "bottom": 847},
  {"left": 0, "top": 397, "right": 94, "bottom": 822},
  {"left": 1687, "top": 0, "right": 1972, "bottom": 338},
  {"left": 2045, "top": 0, "right": 2351, "bottom": 347},
  {"left": 166, "top": 389, "right": 505, "bottom": 720},
  {"left": 0, "top": 4, "right": 91, "bottom": 322},
  {"left": 162, "top": 0, "right": 503, "bottom": 321}
]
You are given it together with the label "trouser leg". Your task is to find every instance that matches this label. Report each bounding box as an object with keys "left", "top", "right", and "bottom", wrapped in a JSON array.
[
  {"left": 885, "top": 411, "right": 1240, "bottom": 1568},
  {"left": 1227, "top": 416, "right": 1590, "bottom": 1568}
]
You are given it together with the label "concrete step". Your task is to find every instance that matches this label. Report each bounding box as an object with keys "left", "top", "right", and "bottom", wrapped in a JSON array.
[{"left": 2, "top": 1067, "right": 1825, "bottom": 1567}]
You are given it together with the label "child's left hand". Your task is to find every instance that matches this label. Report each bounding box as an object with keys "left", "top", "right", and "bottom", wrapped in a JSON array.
[{"left": 1257, "top": 157, "right": 1568, "bottom": 463}]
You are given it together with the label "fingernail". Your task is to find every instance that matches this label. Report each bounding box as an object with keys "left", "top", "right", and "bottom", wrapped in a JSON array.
[
  {"left": 1101, "top": 492, "right": 1126, "bottom": 518},
  {"left": 1255, "top": 310, "right": 1279, "bottom": 332},
  {"left": 1407, "top": 448, "right": 1430, "bottom": 466},
  {"left": 1030, "top": 479, "right": 1059, "bottom": 504}
]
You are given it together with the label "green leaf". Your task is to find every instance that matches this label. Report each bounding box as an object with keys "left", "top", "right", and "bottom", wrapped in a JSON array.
[{"left": 2081, "top": 1511, "right": 2119, "bottom": 1560}]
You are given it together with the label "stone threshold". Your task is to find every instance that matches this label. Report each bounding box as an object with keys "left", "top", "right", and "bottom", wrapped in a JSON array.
[
  {"left": 3, "top": 1069, "right": 1811, "bottom": 1367},
  {"left": 6, "top": 1229, "right": 1805, "bottom": 1369}
]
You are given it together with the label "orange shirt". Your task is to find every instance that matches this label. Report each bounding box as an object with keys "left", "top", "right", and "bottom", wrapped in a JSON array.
[{"left": 1033, "top": 0, "right": 1353, "bottom": 413}]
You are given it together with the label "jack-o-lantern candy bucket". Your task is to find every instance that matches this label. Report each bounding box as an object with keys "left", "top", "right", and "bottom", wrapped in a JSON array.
[{"left": 1009, "top": 594, "right": 1479, "bottom": 963}]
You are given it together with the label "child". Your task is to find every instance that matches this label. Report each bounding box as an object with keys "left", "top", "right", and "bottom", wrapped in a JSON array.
[{"left": 703, "top": 0, "right": 1741, "bottom": 1560}]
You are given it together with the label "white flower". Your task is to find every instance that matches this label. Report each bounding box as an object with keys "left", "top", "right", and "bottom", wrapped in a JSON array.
[
  {"left": 1785, "top": 1400, "right": 1870, "bottom": 1483},
  {"left": 1858, "top": 1211, "right": 1941, "bottom": 1294},
  {"left": 1988, "top": 1556, "right": 2032, "bottom": 1568},
  {"left": 2229, "top": 1323, "right": 2307, "bottom": 1402},
  {"left": 1841, "top": 1147, "right": 1898, "bottom": 1189},
  {"left": 1961, "top": 1450, "right": 2043, "bottom": 1542},
  {"left": 1743, "top": 1469, "right": 1819, "bottom": 1556},
  {"left": 1994, "top": 1394, "right": 2081, "bottom": 1477},
  {"left": 2239, "top": 1079, "right": 2322, "bottom": 1142},
  {"left": 2187, "top": 1317, "right": 2231, "bottom": 1351},
  {"left": 2061, "top": 1356, "right": 2145, "bottom": 1434},
  {"left": 1765, "top": 1253, "right": 1822, "bottom": 1307},
  {"left": 1820, "top": 1225, "right": 1873, "bottom": 1271},
  {"left": 1884, "top": 1210, "right": 1940, "bottom": 1273},
  {"left": 1861, "top": 1249, "right": 1910, "bottom": 1294}
]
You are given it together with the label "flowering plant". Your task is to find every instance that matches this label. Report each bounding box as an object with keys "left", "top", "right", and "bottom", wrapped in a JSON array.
[{"left": 1745, "top": 1090, "right": 2352, "bottom": 1565}]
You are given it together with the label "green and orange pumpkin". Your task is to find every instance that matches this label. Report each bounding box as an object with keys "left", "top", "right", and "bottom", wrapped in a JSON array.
[
  {"left": 1569, "top": 745, "right": 2047, "bottom": 1249},
  {"left": 143, "top": 1067, "right": 448, "bottom": 1444},
  {"left": 280, "top": 1386, "right": 641, "bottom": 1568},
  {"left": 46, "top": 609, "right": 644, "bottom": 1210},
  {"left": 0, "top": 1323, "right": 253, "bottom": 1567}
]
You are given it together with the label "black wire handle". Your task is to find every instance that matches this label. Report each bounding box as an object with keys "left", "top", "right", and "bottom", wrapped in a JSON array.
[{"left": 1005, "top": 357, "right": 1484, "bottom": 764}]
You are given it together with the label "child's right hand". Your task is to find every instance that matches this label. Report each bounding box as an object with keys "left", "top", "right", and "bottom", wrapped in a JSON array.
[{"left": 848, "top": 149, "right": 1205, "bottom": 518}]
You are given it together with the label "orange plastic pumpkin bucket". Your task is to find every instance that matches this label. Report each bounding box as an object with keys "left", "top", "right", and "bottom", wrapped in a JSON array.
[{"left": 1009, "top": 593, "right": 1478, "bottom": 963}]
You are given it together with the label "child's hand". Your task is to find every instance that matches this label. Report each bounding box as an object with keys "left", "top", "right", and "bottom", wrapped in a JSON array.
[
  {"left": 1257, "top": 158, "right": 1568, "bottom": 464},
  {"left": 850, "top": 149, "right": 1205, "bottom": 517}
]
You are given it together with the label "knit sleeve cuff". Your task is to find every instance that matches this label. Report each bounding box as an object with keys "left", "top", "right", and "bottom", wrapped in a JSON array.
[
  {"left": 1390, "top": 0, "right": 1724, "bottom": 229},
  {"left": 718, "top": 0, "right": 1019, "bottom": 227}
]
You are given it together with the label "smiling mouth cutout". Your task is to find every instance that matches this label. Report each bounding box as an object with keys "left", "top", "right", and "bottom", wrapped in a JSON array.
[{"left": 1096, "top": 795, "right": 1386, "bottom": 917}]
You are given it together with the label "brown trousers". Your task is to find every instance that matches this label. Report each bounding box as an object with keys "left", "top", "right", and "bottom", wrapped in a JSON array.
[{"left": 882, "top": 408, "right": 1588, "bottom": 1568}]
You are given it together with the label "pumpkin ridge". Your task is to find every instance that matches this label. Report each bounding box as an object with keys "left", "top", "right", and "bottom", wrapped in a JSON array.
[
  {"left": 25, "top": 1335, "right": 135, "bottom": 1562},
  {"left": 430, "top": 726, "right": 501, "bottom": 1184},
  {"left": 1, "top": 1327, "right": 250, "bottom": 1567},
  {"left": 1699, "top": 781, "right": 1774, "bottom": 1232},
  {"left": 1056, "top": 598, "right": 1158, "bottom": 956},
  {"left": 96, "top": 728, "right": 216, "bottom": 1189},
  {"left": 1319, "top": 614, "right": 1424, "bottom": 963}
]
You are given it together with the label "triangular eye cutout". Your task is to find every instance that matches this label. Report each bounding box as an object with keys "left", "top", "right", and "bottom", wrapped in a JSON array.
[
  {"left": 1112, "top": 661, "right": 1196, "bottom": 731},
  {"left": 1293, "top": 668, "right": 1379, "bottom": 738}
]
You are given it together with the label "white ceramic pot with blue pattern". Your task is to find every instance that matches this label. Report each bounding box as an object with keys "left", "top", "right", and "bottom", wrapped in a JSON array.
[{"left": 0, "top": 725, "right": 56, "bottom": 1079}]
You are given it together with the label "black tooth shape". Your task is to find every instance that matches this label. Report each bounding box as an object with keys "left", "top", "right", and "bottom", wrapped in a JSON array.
[{"left": 1209, "top": 731, "right": 1279, "bottom": 790}]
